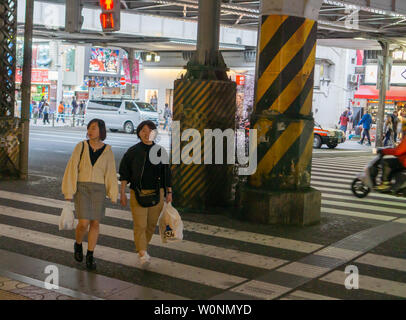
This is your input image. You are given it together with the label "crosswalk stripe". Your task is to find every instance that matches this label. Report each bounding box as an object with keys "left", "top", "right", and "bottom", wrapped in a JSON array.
[
  {"left": 321, "top": 207, "right": 396, "bottom": 221},
  {"left": 311, "top": 167, "right": 361, "bottom": 175},
  {"left": 314, "top": 180, "right": 406, "bottom": 204},
  {"left": 312, "top": 162, "right": 367, "bottom": 169},
  {"left": 312, "top": 176, "right": 354, "bottom": 184},
  {"left": 355, "top": 254, "right": 406, "bottom": 272},
  {"left": 321, "top": 193, "right": 406, "bottom": 208},
  {"left": 320, "top": 270, "right": 406, "bottom": 298},
  {"left": 321, "top": 199, "right": 406, "bottom": 215},
  {"left": 311, "top": 172, "right": 357, "bottom": 179},
  {"left": 0, "top": 190, "right": 323, "bottom": 254},
  {"left": 313, "top": 185, "right": 406, "bottom": 203},
  {"left": 0, "top": 205, "right": 287, "bottom": 270},
  {"left": 280, "top": 290, "right": 339, "bottom": 300},
  {"left": 0, "top": 223, "right": 246, "bottom": 290},
  {"left": 277, "top": 262, "right": 329, "bottom": 278},
  {"left": 311, "top": 166, "right": 361, "bottom": 174}
]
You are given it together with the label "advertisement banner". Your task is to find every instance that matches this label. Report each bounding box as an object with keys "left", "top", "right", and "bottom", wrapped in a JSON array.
[
  {"left": 122, "top": 57, "right": 131, "bottom": 83},
  {"left": 132, "top": 59, "right": 140, "bottom": 84},
  {"left": 16, "top": 68, "right": 50, "bottom": 84}
]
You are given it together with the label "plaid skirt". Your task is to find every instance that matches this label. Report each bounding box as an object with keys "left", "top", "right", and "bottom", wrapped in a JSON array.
[{"left": 74, "top": 182, "right": 106, "bottom": 221}]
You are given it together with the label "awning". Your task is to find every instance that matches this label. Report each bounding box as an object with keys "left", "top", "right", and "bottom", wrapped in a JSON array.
[{"left": 354, "top": 85, "right": 406, "bottom": 101}]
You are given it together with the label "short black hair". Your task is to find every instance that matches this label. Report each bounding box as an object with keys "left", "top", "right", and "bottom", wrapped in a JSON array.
[
  {"left": 136, "top": 120, "right": 157, "bottom": 139},
  {"left": 87, "top": 118, "right": 107, "bottom": 141}
]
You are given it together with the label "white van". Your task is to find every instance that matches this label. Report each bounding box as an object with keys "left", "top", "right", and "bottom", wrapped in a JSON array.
[{"left": 84, "top": 99, "right": 159, "bottom": 134}]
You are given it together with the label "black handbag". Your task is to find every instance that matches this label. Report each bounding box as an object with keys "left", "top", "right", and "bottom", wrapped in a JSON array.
[{"left": 134, "top": 150, "right": 160, "bottom": 208}]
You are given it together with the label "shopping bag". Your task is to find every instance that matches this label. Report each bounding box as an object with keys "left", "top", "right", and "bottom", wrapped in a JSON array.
[
  {"left": 158, "top": 202, "right": 184, "bottom": 243},
  {"left": 58, "top": 201, "right": 75, "bottom": 231}
]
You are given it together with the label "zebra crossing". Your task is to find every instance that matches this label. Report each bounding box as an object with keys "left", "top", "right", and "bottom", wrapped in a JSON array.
[{"left": 0, "top": 154, "right": 406, "bottom": 300}]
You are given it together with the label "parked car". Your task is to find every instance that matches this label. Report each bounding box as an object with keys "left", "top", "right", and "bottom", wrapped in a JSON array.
[
  {"left": 84, "top": 99, "right": 159, "bottom": 134},
  {"left": 314, "top": 123, "right": 346, "bottom": 149}
]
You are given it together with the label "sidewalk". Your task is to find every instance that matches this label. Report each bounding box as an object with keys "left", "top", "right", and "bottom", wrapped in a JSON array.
[{"left": 0, "top": 273, "right": 75, "bottom": 300}]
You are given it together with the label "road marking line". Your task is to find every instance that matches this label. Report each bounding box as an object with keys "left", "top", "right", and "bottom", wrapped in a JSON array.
[
  {"left": 0, "top": 205, "right": 287, "bottom": 270},
  {"left": 320, "top": 270, "right": 406, "bottom": 298},
  {"left": 0, "top": 224, "right": 246, "bottom": 290},
  {"left": 0, "top": 190, "right": 323, "bottom": 253},
  {"left": 355, "top": 253, "right": 406, "bottom": 272},
  {"left": 321, "top": 207, "right": 396, "bottom": 221},
  {"left": 280, "top": 290, "right": 339, "bottom": 300}
]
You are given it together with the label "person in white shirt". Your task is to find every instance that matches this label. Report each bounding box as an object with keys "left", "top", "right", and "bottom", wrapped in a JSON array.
[{"left": 62, "top": 119, "right": 118, "bottom": 270}]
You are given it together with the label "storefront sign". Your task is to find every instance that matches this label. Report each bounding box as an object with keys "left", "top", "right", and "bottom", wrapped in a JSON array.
[
  {"left": 236, "top": 75, "right": 245, "bottom": 86},
  {"left": 132, "top": 59, "right": 140, "bottom": 84},
  {"left": 16, "top": 68, "right": 50, "bottom": 84},
  {"left": 365, "top": 65, "right": 406, "bottom": 85}
]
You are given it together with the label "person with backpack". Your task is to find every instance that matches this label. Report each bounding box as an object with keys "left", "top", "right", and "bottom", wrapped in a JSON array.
[
  {"left": 62, "top": 119, "right": 118, "bottom": 270},
  {"left": 119, "top": 120, "right": 172, "bottom": 266},
  {"left": 358, "top": 110, "right": 373, "bottom": 146}
]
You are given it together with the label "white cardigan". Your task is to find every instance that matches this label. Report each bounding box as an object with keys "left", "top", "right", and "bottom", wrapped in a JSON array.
[{"left": 62, "top": 141, "right": 119, "bottom": 202}]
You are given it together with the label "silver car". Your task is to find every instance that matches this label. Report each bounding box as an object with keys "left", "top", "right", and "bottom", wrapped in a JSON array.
[{"left": 84, "top": 99, "right": 159, "bottom": 134}]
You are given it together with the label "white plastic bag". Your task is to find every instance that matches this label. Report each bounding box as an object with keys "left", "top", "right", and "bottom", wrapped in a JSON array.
[
  {"left": 59, "top": 201, "right": 75, "bottom": 231},
  {"left": 158, "top": 202, "right": 183, "bottom": 243}
]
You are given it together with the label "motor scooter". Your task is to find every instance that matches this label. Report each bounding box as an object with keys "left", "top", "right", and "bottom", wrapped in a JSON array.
[{"left": 351, "top": 149, "right": 406, "bottom": 198}]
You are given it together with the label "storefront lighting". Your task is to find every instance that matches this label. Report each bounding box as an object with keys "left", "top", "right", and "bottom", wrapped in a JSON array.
[
  {"left": 154, "top": 55, "right": 160, "bottom": 63},
  {"left": 146, "top": 54, "right": 152, "bottom": 62}
]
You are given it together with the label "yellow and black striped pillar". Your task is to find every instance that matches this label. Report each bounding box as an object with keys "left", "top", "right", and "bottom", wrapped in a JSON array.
[
  {"left": 171, "top": 79, "right": 236, "bottom": 211},
  {"left": 241, "top": 14, "right": 321, "bottom": 225}
]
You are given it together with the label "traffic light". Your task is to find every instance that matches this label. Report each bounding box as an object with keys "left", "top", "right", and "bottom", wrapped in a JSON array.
[
  {"left": 100, "top": 0, "right": 121, "bottom": 32},
  {"left": 65, "top": 0, "right": 84, "bottom": 33}
]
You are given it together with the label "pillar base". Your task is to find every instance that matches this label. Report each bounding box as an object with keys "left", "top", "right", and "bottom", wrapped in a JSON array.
[{"left": 240, "top": 186, "right": 321, "bottom": 226}]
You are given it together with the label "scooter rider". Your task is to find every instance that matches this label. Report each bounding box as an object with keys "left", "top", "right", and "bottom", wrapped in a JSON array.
[{"left": 377, "top": 135, "right": 406, "bottom": 191}]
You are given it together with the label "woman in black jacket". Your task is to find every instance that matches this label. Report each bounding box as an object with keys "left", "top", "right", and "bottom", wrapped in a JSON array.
[{"left": 119, "top": 121, "right": 172, "bottom": 266}]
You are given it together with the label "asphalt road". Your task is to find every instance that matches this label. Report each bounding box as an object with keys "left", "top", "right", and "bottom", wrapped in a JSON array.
[{"left": 28, "top": 126, "right": 171, "bottom": 178}]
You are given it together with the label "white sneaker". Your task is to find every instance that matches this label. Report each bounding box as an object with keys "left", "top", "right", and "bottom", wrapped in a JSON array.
[{"left": 139, "top": 252, "right": 151, "bottom": 266}]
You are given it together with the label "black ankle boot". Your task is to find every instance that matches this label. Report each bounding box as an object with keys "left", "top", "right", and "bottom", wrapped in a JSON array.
[
  {"left": 86, "top": 254, "right": 97, "bottom": 271},
  {"left": 74, "top": 243, "right": 83, "bottom": 262}
]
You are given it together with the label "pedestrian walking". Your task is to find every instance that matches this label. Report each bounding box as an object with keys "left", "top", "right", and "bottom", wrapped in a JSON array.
[
  {"left": 72, "top": 97, "right": 78, "bottom": 115},
  {"left": 57, "top": 101, "right": 65, "bottom": 124},
  {"left": 338, "top": 110, "right": 350, "bottom": 134},
  {"left": 383, "top": 115, "right": 394, "bottom": 147},
  {"left": 391, "top": 111, "right": 399, "bottom": 143},
  {"left": 62, "top": 119, "right": 118, "bottom": 270},
  {"left": 42, "top": 103, "right": 50, "bottom": 125},
  {"left": 358, "top": 110, "right": 373, "bottom": 146},
  {"left": 33, "top": 105, "right": 39, "bottom": 125},
  {"left": 119, "top": 120, "right": 173, "bottom": 266},
  {"left": 163, "top": 103, "right": 172, "bottom": 131}
]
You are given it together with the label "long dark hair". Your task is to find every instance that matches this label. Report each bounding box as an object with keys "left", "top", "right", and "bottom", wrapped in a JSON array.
[{"left": 87, "top": 119, "right": 107, "bottom": 141}]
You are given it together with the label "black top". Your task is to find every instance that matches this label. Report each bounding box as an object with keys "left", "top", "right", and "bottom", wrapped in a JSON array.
[
  {"left": 118, "top": 142, "right": 172, "bottom": 194},
  {"left": 87, "top": 141, "right": 106, "bottom": 166}
]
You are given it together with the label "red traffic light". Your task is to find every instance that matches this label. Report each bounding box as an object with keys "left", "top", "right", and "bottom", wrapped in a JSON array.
[
  {"left": 100, "top": 0, "right": 114, "bottom": 11},
  {"left": 100, "top": 13, "right": 115, "bottom": 29}
]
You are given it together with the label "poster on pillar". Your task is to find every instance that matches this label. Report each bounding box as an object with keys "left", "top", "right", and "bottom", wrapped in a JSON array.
[
  {"left": 122, "top": 57, "right": 131, "bottom": 84},
  {"left": 132, "top": 59, "right": 140, "bottom": 84}
]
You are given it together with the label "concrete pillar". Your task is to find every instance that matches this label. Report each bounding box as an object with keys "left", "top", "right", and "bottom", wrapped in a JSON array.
[
  {"left": 184, "top": 0, "right": 228, "bottom": 81},
  {"left": 172, "top": 0, "right": 236, "bottom": 212},
  {"left": 240, "top": 0, "right": 323, "bottom": 226},
  {"left": 376, "top": 41, "right": 390, "bottom": 148}
]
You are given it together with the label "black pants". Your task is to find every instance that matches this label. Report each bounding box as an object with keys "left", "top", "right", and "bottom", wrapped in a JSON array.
[
  {"left": 43, "top": 113, "right": 50, "bottom": 124},
  {"left": 360, "top": 129, "right": 371, "bottom": 144},
  {"left": 382, "top": 158, "right": 404, "bottom": 182}
]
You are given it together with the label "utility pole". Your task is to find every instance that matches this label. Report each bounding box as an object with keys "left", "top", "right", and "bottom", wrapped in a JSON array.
[
  {"left": 376, "top": 41, "right": 390, "bottom": 148},
  {"left": 19, "top": 0, "right": 34, "bottom": 180}
]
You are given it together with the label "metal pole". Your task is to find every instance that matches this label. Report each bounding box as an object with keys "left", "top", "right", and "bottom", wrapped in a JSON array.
[
  {"left": 376, "top": 41, "right": 390, "bottom": 148},
  {"left": 196, "top": 0, "right": 221, "bottom": 65},
  {"left": 19, "top": 0, "right": 34, "bottom": 180}
]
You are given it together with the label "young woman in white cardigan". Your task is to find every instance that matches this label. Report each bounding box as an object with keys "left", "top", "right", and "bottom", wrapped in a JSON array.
[{"left": 62, "top": 119, "right": 118, "bottom": 270}]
